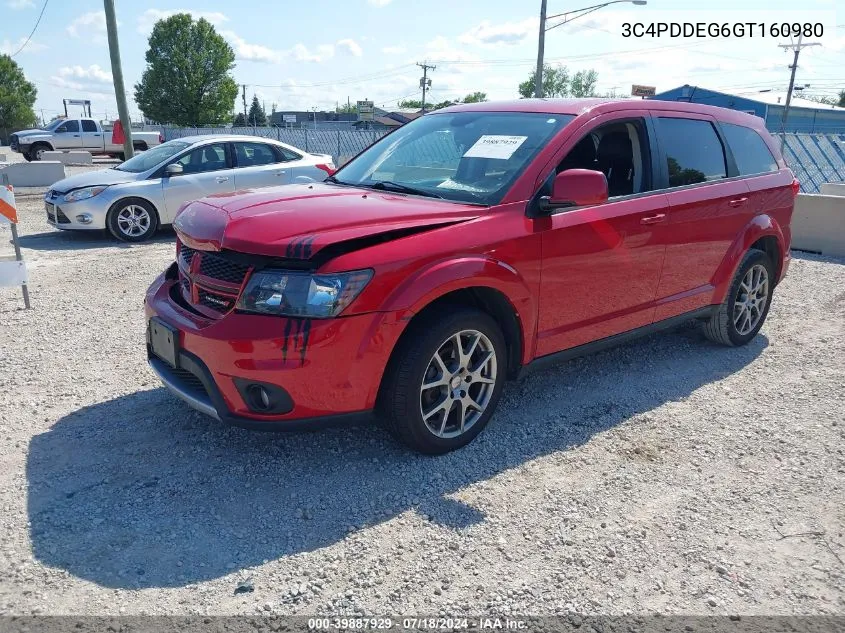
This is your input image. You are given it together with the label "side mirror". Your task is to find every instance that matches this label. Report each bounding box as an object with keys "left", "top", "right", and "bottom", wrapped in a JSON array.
[
  {"left": 165, "top": 163, "right": 184, "bottom": 176},
  {"left": 537, "top": 169, "right": 608, "bottom": 214}
]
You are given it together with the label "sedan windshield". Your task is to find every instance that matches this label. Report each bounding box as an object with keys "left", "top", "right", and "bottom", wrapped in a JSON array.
[
  {"left": 333, "top": 111, "right": 574, "bottom": 205},
  {"left": 115, "top": 141, "right": 190, "bottom": 173}
]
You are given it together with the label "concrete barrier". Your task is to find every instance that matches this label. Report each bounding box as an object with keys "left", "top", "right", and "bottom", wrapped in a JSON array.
[
  {"left": 0, "top": 162, "right": 65, "bottom": 187},
  {"left": 791, "top": 193, "right": 845, "bottom": 257},
  {"left": 42, "top": 150, "right": 93, "bottom": 165},
  {"left": 820, "top": 182, "right": 845, "bottom": 197}
]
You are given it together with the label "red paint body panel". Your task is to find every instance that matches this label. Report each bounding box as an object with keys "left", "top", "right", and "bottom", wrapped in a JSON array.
[{"left": 146, "top": 99, "right": 795, "bottom": 426}]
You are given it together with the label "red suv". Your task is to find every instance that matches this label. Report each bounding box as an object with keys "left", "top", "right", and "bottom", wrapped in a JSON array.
[{"left": 145, "top": 99, "right": 796, "bottom": 454}]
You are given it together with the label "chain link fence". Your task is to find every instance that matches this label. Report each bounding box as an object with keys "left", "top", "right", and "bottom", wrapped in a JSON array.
[
  {"left": 162, "top": 126, "right": 389, "bottom": 164},
  {"left": 161, "top": 127, "right": 845, "bottom": 194},
  {"left": 775, "top": 133, "right": 845, "bottom": 194}
]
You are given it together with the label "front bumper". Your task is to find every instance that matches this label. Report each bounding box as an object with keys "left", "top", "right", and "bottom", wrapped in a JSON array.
[
  {"left": 144, "top": 268, "right": 409, "bottom": 428},
  {"left": 44, "top": 194, "right": 108, "bottom": 230}
]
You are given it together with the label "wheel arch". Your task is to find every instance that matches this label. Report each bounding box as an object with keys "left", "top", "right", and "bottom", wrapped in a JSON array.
[{"left": 711, "top": 214, "right": 787, "bottom": 303}]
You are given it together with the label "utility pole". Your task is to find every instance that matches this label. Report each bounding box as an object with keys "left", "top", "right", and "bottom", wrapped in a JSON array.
[
  {"left": 103, "top": 0, "right": 133, "bottom": 159},
  {"left": 242, "top": 84, "right": 248, "bottom": 124},
  {"left": 417, "top": 62, "right": 435, "bottom": 113},
  {"left": 534, "top": 0, "right": 547, "bottom": 98},
  {"left": 777, "top": 35, "right": 821, "bottom": 150}
]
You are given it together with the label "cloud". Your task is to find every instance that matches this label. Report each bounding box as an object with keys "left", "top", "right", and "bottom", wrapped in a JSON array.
[
  {"left": 137, "top": 9, "right": 229, "bottom": 34},
  {"left": 222, "top": 31, "right": 284, "bottom": 64},
  {"left": 336, "top": 39, "right": 363, "bottom": 57},
  {"left": 458, "top": 17, "right": 536, "bottom": 46},
  {"left": 367, "top": 0, "right": 393, "bottom": 5},
  {"left": 6, "top": 0, "right": 34, "bottom": 9},
  {"left": 0, "top": 37, "right": 46, "bottom": 54},
  {"left": 291, "top": 43, "right": 335, "bottom": 63},
  {"left": 49, "top": 65, "right": 115, "bottom": 96},
  {"left": 57, "top": 65, "right": 113, "bottom": 84},
  {"left": 66, "top": 11, "right": 107, "bottom": 38},
  {"left": 382, "top": 45, "right": 406, "bottom": 55}
]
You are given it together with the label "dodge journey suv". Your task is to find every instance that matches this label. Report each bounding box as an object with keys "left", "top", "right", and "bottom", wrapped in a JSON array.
[{"left": 145, "top": 99, "right": 796, "bottom": 454}]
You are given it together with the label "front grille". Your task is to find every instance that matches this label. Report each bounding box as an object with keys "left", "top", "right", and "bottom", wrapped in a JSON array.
[
  {"left": 56, "top": 208, "right": 70, "bottom": 224},
  {"left": 176, "top": 240, "right": 252, "bottom": 318},
  {"left": 198, "top": 253, "right": 250, "bottom": 284},
  {"left": 179, "top": 245, "right": 196, "bottom": 268},
  {"left": 45, "top": 203, "right": 70, "bottom": 224},
  {"left": 167, "top": 365, "right": 208, "bottom": 398}
]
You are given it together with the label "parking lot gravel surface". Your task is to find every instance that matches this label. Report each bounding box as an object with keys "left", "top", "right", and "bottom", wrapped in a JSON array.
[{"left": 0, "top": 147, "right": 843, "bottom": 616}]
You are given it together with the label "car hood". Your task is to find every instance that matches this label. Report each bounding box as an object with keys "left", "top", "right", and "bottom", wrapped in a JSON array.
[
  {"left": 174, "top": 182, "right": 483, "bottom": 259},
  {"left": 49, "top": 169, "right": 140, "bottom": 194},
  {"left": 12, "top": 128, "right": 46, "bottom": 137}
]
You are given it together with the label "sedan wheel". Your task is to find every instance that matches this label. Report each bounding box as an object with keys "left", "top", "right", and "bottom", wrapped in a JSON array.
[{"left": 107, "top": 199, "right": 158, "bottom": 242}]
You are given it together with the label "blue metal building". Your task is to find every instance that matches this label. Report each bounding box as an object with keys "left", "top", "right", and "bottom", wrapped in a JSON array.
[{"left": 650, "top": 85, "right": 845, "bottom": 133}]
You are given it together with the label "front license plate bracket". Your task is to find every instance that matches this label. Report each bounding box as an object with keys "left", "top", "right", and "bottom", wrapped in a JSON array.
[{"left": 148, "top": 317, "right": 180, "bottom": 368}]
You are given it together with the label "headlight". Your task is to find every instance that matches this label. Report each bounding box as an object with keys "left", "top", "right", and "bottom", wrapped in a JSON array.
[
  {"left": 237, "top": 269, "right": 373, "bottom": 318},
  {"left": 63, "top": 186, "right": 108, "bottom": 203}
]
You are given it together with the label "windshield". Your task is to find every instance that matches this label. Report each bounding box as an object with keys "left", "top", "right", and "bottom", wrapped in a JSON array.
[
  {"left": 44, "top": 119, "right": 65, "bottom": 131},
  {"left": 333, "top": 111, "right": 574, "bottom": 205},
  {"left": 115, "top": 141, "right": 190, "bottom": 173}
]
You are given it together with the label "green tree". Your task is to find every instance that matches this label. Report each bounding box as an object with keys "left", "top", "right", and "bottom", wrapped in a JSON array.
[
  {"left": 518, "top": 64, "right": 570, "bottom": 98},
  {"left": 397, "top": 99, "right": 423, "bottom": 109},
  {"left": 570, "top": 70, "right": 599, "bottom": 98},
  {"left": 247, "top": 95, "right": 266, "bottom": 126},
  {"left": 134, "top": 13, "right": 238, "bottom": 126},
  {"left": 336, "top": 102, "right": 357, "bottom": 113},
  {"left": 0, "top": 54, "right": 37, "bottom": 144},
  {"left": 838, "top": 90, "right": 845, "bottom": 108},
  {"left": 233, "top": 112, "right": 247, "bottom": 126},
  {"left": 462, "top": 91, "right": 488, "bottom": 103}
]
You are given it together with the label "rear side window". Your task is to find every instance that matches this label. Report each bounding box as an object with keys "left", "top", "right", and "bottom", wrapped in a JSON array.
[
  {"left": 721, "top": 123, "right": 778, "bottom": 176},
  {"left": 273, "top": 145, "right": 302, "bottom": 162},
  {"left": 234, "top": 142, "right": 278, "bottom": 167},
  {"left": 81, "top": 120, "right": 98, "bottom": 132},
  {"left": 656, "top": 118, "right": 727, "bottom": 187}
]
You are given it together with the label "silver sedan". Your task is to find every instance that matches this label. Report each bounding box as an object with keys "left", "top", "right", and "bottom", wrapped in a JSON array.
[{"left": 43, "top": 135, "right": 336, "bottom": 242}]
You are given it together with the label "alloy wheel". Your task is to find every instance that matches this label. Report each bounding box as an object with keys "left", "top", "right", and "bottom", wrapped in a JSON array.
[
  {"left": 116, "top": 204, "right": 151, "bottom": 238},
  {"left": 733, "top": 263, "right": 769, "bottom": 335},
  {"left": 419, "top": 329, "right": 498, "bottom": 439}
]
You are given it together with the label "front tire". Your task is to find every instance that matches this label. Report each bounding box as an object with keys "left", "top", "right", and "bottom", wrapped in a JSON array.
[
  {"left": 703, "top": 248, "right": 774, "bottom": 346},
  {"left": 379, "top": 307, "right": 507, "bottom": 454},
  {"left": 106, "top": 198, "right": 159, "bottom": 242},
  {"left": 29, "top": 144, "right": 49, "bottom": 161}
]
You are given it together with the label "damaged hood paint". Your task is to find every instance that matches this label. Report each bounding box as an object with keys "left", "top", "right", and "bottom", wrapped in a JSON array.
[{"left": 173, "top": 182, "right": 482, "bottom": 258}]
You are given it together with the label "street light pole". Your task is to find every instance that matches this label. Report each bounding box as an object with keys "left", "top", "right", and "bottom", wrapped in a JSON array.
[
  {"left": 104, "top": 0, "right": 133, "bottom": 160},
  {"left": 534, "top": 0, "right": 647, "bottom": 99}
]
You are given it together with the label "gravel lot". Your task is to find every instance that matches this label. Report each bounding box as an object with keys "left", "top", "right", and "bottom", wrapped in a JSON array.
[{"left": 0, "top": 146, "right": 843, "bottom": 617}]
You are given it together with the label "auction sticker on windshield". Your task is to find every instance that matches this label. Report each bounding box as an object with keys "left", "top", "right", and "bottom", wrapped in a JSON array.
[{"left": 463, "top": 135, "right": 527, "bottom": 160}]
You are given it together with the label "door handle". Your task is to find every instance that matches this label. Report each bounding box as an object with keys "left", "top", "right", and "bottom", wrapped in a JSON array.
[
  {"left": 215, "top": 176, "right": 229, "bottom": 183},
  {"left": 94, "top": 134, "right": 101, "bottom": 137},
  {"left": 73, "top": 134, "right": 80, "bottom": 137},
  {"left": 728, "top": 197, "right": 748, "bottom": 207},
  {"left": 274, "top": 170, "right": 286, "bottom": 176},
  {"left": 640, "top": 213, "right": 666, "bottom": 225}
]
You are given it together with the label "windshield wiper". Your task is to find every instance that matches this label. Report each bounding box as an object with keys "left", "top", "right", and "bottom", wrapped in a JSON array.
[{"left": 367, "top": 181, "right": 442, "bottom": 199}]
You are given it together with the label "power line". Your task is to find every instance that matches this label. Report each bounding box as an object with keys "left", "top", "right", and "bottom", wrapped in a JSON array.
[{"left": 10, "top": 0, "right": 49, "bottom": 58}]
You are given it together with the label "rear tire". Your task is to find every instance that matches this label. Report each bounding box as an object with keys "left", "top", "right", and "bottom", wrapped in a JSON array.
[
  {"left": 703, "top": 248, "right": 774, "bottom": 346},
  {"left": 106, "top": 198, "right": 159, "bottom": 242},
  {"left": 378, "top": 307, "right": 507, "bottom": 455}
]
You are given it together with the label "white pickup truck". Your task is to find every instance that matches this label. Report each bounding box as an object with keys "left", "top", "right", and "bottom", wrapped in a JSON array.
[{"left": 9, "top": 118, "right": 163, "bottom": 161}]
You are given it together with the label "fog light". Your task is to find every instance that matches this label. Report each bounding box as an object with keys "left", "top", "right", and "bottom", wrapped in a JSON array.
[
  {"left": 75, "top": 213, "right": 92, "bottom": 224},
  {"left": 248, "top": 385, "right": 271, "bottom": 411}
]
